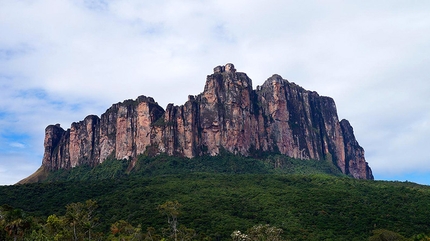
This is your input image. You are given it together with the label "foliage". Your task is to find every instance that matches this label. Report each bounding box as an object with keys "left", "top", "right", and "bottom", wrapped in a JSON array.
[
  {"left": 232, "top": 224, "right": 284, "bottom": 241},
  {"left": 45, "top": 158, "right": 130, "bottom": 182},
  {"left": 2, "top": 173, "right": 430, "bottom": 240},
  {"left": 65, "top": 199, "right": 99, "bottom": 241},
  {"left": 1, "top": 154, "right": 430, "bottom": 240},
  {"left": 369, "top": 229, "right": 407, "bottom": 241},
  {"left": 0, "top": 200, "right": 199, "bottom": 241},
  {"left": 0, "top": 205, "right": 36, "bottom": 241},
  {"left": 108, "top": 220, "right": 142, "bottom": 240},
  {"left": 40, "top": 153, "right": 345, "bottom": 183},
  {"left": 158, "top": 201, "right": 182, "bottom": 241}
]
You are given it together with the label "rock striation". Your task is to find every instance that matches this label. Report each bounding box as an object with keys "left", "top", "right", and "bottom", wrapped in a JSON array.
[{"left": 40, "top": 63, "right": 373, "bottom": 179}]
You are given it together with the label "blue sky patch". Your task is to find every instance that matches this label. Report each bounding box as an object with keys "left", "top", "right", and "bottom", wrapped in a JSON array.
[{"left": 0, "top": 132, "right": 31, "bottom": 153}]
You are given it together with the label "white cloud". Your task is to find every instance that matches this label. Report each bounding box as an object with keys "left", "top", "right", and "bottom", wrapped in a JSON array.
[
  {"left": 9, "top": 142, "right": 25, "bottom": 149},
  {"left": 1, "top": 0, "right": 430, "bottom": 185}
]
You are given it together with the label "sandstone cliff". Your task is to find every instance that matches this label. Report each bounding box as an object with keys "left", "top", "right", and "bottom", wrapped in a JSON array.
[{"left": 40, "top": 63, "right": 373, "bottom": 179}]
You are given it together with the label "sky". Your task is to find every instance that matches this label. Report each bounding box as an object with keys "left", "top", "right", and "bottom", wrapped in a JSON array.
[{"left": 1, "top": 0, "right": 430, "bottom": 185}]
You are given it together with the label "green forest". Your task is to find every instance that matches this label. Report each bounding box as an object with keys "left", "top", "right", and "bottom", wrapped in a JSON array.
[{"left": 1, "top": 154, "right": 430, "bottom": 240}]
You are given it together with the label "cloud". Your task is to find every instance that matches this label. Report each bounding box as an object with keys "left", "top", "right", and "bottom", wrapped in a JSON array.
[
  {"left": 9, "top": 142, "right": 25, "bottom": 149},
  {"left": 1, "top": 0, "right": 430, "bottom": 185}
]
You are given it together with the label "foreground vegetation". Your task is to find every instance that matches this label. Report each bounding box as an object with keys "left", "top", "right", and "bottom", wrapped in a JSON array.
[{"left": 1, "top": 154, "right": 430, "bottom": 240}]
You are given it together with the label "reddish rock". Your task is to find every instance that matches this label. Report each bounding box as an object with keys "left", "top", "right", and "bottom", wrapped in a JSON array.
[
  {"left": 340, "top": 119, "right": 373, "bottom": 179},
  {"left": 39, "top": 63, "right": 373, "bottom": 180}
]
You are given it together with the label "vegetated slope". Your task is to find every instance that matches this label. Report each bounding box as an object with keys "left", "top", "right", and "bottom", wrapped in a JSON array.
[
  {"left": 43, "top": 153, "right": 344, "bottom": 182},
  {"left": 1, "top": 156, "right": 429, "bottom": 240}
]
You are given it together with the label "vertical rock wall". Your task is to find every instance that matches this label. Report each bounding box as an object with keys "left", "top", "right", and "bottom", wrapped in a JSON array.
[{"left": 41, "top": 63, "right": 373, "bottom": 179}]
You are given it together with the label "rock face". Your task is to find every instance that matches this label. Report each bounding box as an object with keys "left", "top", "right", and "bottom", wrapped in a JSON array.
[{"left": 41, "top": 64, "right": 373, "bottom": 179}]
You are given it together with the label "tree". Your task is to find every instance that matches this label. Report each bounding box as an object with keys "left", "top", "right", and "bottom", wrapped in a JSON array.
[
  {"left": 27, "top": 229, "right": 49, "bottom": 241},
  {"left": 2, "top": 208, "right": 32, "bottom": 241},
  {"left": 177, "top": 225, "right": 197, "bottom": 241},
  {"left": 0, "top": 206, "right": 7, "bottom": 240},
  {"left": 412, "top": 233, "right": 430, "bottom": 241},
  {"left": 231, "top": 224, "right": 284, "bottom": 241},
  {"left": 45, "top": 214, "right": 69, "bottom": 240},
  {"left": 231, "top": 230, "right": 249, "bottom": 241},
  {"left": 65, "top": 200, "right": 99, "bottom": 241},
  {"left": 144, "top": 227, "right": 162, "bottom": 241},
  {"left": 369, "top": 229, "right": 407, "bottom": 241},
  {"left": 109, "top": 220, "right": 140, "bottom": 241},
  {"left": 157, "top": 201, "right": 182, "bottom": 241}
]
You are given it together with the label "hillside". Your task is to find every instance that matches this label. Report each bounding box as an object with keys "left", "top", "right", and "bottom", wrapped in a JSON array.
[
  {"left": 2, "top": 155, "right": 430, "bottom": 240},
  {"left": 44, "top": 153, "right": 345, "bottom": 182},
  {"left": 1, "top": 175, "right": 429, "bottom": 240}
]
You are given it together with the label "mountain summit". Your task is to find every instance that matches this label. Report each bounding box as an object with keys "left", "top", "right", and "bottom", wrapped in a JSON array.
[{"left": 30, "top": 63, "right": 373, "bottom": 181}]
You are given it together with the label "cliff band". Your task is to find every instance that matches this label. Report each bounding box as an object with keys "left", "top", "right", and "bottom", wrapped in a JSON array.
[{"left": 41, "top": 63, "right": 373, "bottom": 179}]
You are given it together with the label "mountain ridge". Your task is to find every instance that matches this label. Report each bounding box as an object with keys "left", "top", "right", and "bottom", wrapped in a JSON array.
[{"left": 23, "top": 63, "right": 373, "bottom": 183}]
